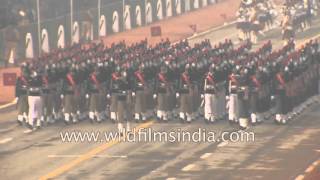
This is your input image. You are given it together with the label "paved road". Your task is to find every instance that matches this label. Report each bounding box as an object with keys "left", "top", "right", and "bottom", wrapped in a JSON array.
[{"left": 1, "top": 16, "right": 320, "bottom": 180}]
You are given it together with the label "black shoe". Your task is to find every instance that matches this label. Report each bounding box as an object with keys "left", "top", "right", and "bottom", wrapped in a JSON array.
[
  {"left": 26, "top": 123, "right": 34, "bottom": 130},
  {"left": 180, "top": 118, "right": 185, "bottom": 123},
  {"left": 17, "top": 120, "right": 23, "bottom": 126},
  {"left": 90, "top": 118, "right": 95, "bottom": 124},
  {"left": 64, "top": 120, "right": 70, "bottom": 125},
  {"left": 239, "top": 126, "right": 247, "bottom": 131}
]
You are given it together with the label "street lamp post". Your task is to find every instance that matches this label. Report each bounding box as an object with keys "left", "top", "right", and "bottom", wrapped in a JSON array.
[
  {"left": 145, "top": 0, "right": 147, "bottom": 25},
  {"left": 37, "top": 0, "right": 41, "bottom": 56},
  {"left": 98, "top": 0, "right": 101, "bottom": 37},
  {"left": 122, "top": 0, "right": 125, "bottom": 30},
  {"left": 70, "top": 0, "right": 73, "bottom": 44},
  {"left": 98, "top": 0, "right": 101, "bottom": 25}
]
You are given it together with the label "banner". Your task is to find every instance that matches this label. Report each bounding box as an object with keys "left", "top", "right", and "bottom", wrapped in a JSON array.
[{"left": 151, "top": 26, "right": 162, "bottom": 36}]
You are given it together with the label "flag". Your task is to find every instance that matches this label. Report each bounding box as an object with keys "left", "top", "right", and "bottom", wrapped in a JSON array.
[
  {"left": 151, "top": 26, "right": 162, "bottom": 36},
  {"left": 189, "top": 24, "right": 197, "bottom": 32}
]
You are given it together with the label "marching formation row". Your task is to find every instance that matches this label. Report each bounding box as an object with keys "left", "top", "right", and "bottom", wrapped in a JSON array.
[{"left": 15, "top": 37, "right": 320, "bottom": 133}]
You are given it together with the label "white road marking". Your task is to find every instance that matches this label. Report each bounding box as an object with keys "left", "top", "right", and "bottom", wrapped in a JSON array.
[
  {"left": 200, "top": 153, "right": 212, "bottom": 159},
  {"left": 0, "top": 100, "right": 17, "bottom": 110},
  {"left": 0, "top": 137, "right": 13, "bottom": 144},
  {"left": 243, "top": 166, "right": 278, "bottom": 171},
  {"left": 182, "top": 164, "right": 195, "bottom": 171},
  {"left": 278, "top": 129, "right": 319, "bottom": 150},
  {"left": 305, "top": 165, "right": 315, "bottom": 173},
  {"left": 217, "top": 141, "right": 229, "bottom": 147},
  {"left": 295, "top": 159, "right": 320, "bottom": 180},
  {"left": 295, "top": 175, "right": 305, "bottom": 180},
  {"left": 294, "top": 174, "right": 304, "bottom": 180},
  {"left": 48, "top": 154, "right": 127, "bottom": 158},
  {"left": 23, "top": 129, "right": 33, "bottom": 134},
  {"left": 166, "top": 178, "right": 176, "bottom": 180}
]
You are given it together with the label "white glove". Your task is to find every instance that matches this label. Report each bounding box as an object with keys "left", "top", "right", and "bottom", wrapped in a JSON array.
[
  {"left": 153, "top": 94, "right": 157, "bottom": 99},
  {"left": 201, "top": 94, "right": 204, "bottom": 99},
  {"left": 176, "top": 93, "right": 180, "bottom": 98},
  {"left": 86, "top": 94, "right": 89, "bottom": 99},
  {"left": 132, "top": 92, "right": 136, "bottom": 97},
  {"left": 60, "top": 94, "right": 64, "bottom": 99},
  {"left": 226, "top": 96, "right": 230, "bottom": 100},
  {"left": 107, "top": 94, "right": 111, "bottom": 99}
]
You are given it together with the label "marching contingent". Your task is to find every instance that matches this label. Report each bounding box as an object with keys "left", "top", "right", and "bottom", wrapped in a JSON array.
[
  {"left": 14, "top": 0, "right": 320, "bottom": 134},
  {"left": 15, "top": 37, "right": 320, "bottom": 133}
]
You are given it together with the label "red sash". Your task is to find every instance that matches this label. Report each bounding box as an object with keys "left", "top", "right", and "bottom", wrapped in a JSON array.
[
  {"left": 91, "top": 73, "right": 100, "bottom": 88},
  {"left": 276, "top": 73, "right": 286, "bottom": 86},
  {"left": 20, "top": 76, "right": 29, "bottom": 86},
  {"left": 206, "top": 74, "right": 214, "bottom": 84},
  {"left": 158, "top": 73, "right": 167, "bottom": 84},
  {"left": 112, "top": 73, "right": 120, "bottom": 81},
  {"left": 182, "top": 73, "right": 190, "bottom": 85},
  {"left": 42, "top": 76, "right": 49, "bottom": 86},
  {"left": 135, "top": 71, "right": 145, "bottom": 84},
  {"left": 229, "top": 74, "right": 238, "bottom": 85},
  {"left": 67, "top": 73, "right": 76, "bottom": 86},
  {"left": 67, "top": 73, "right": 80, "bottom": 95},
  {"left": 251, "top": 76, "right": 261, "bottom": 88}
]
